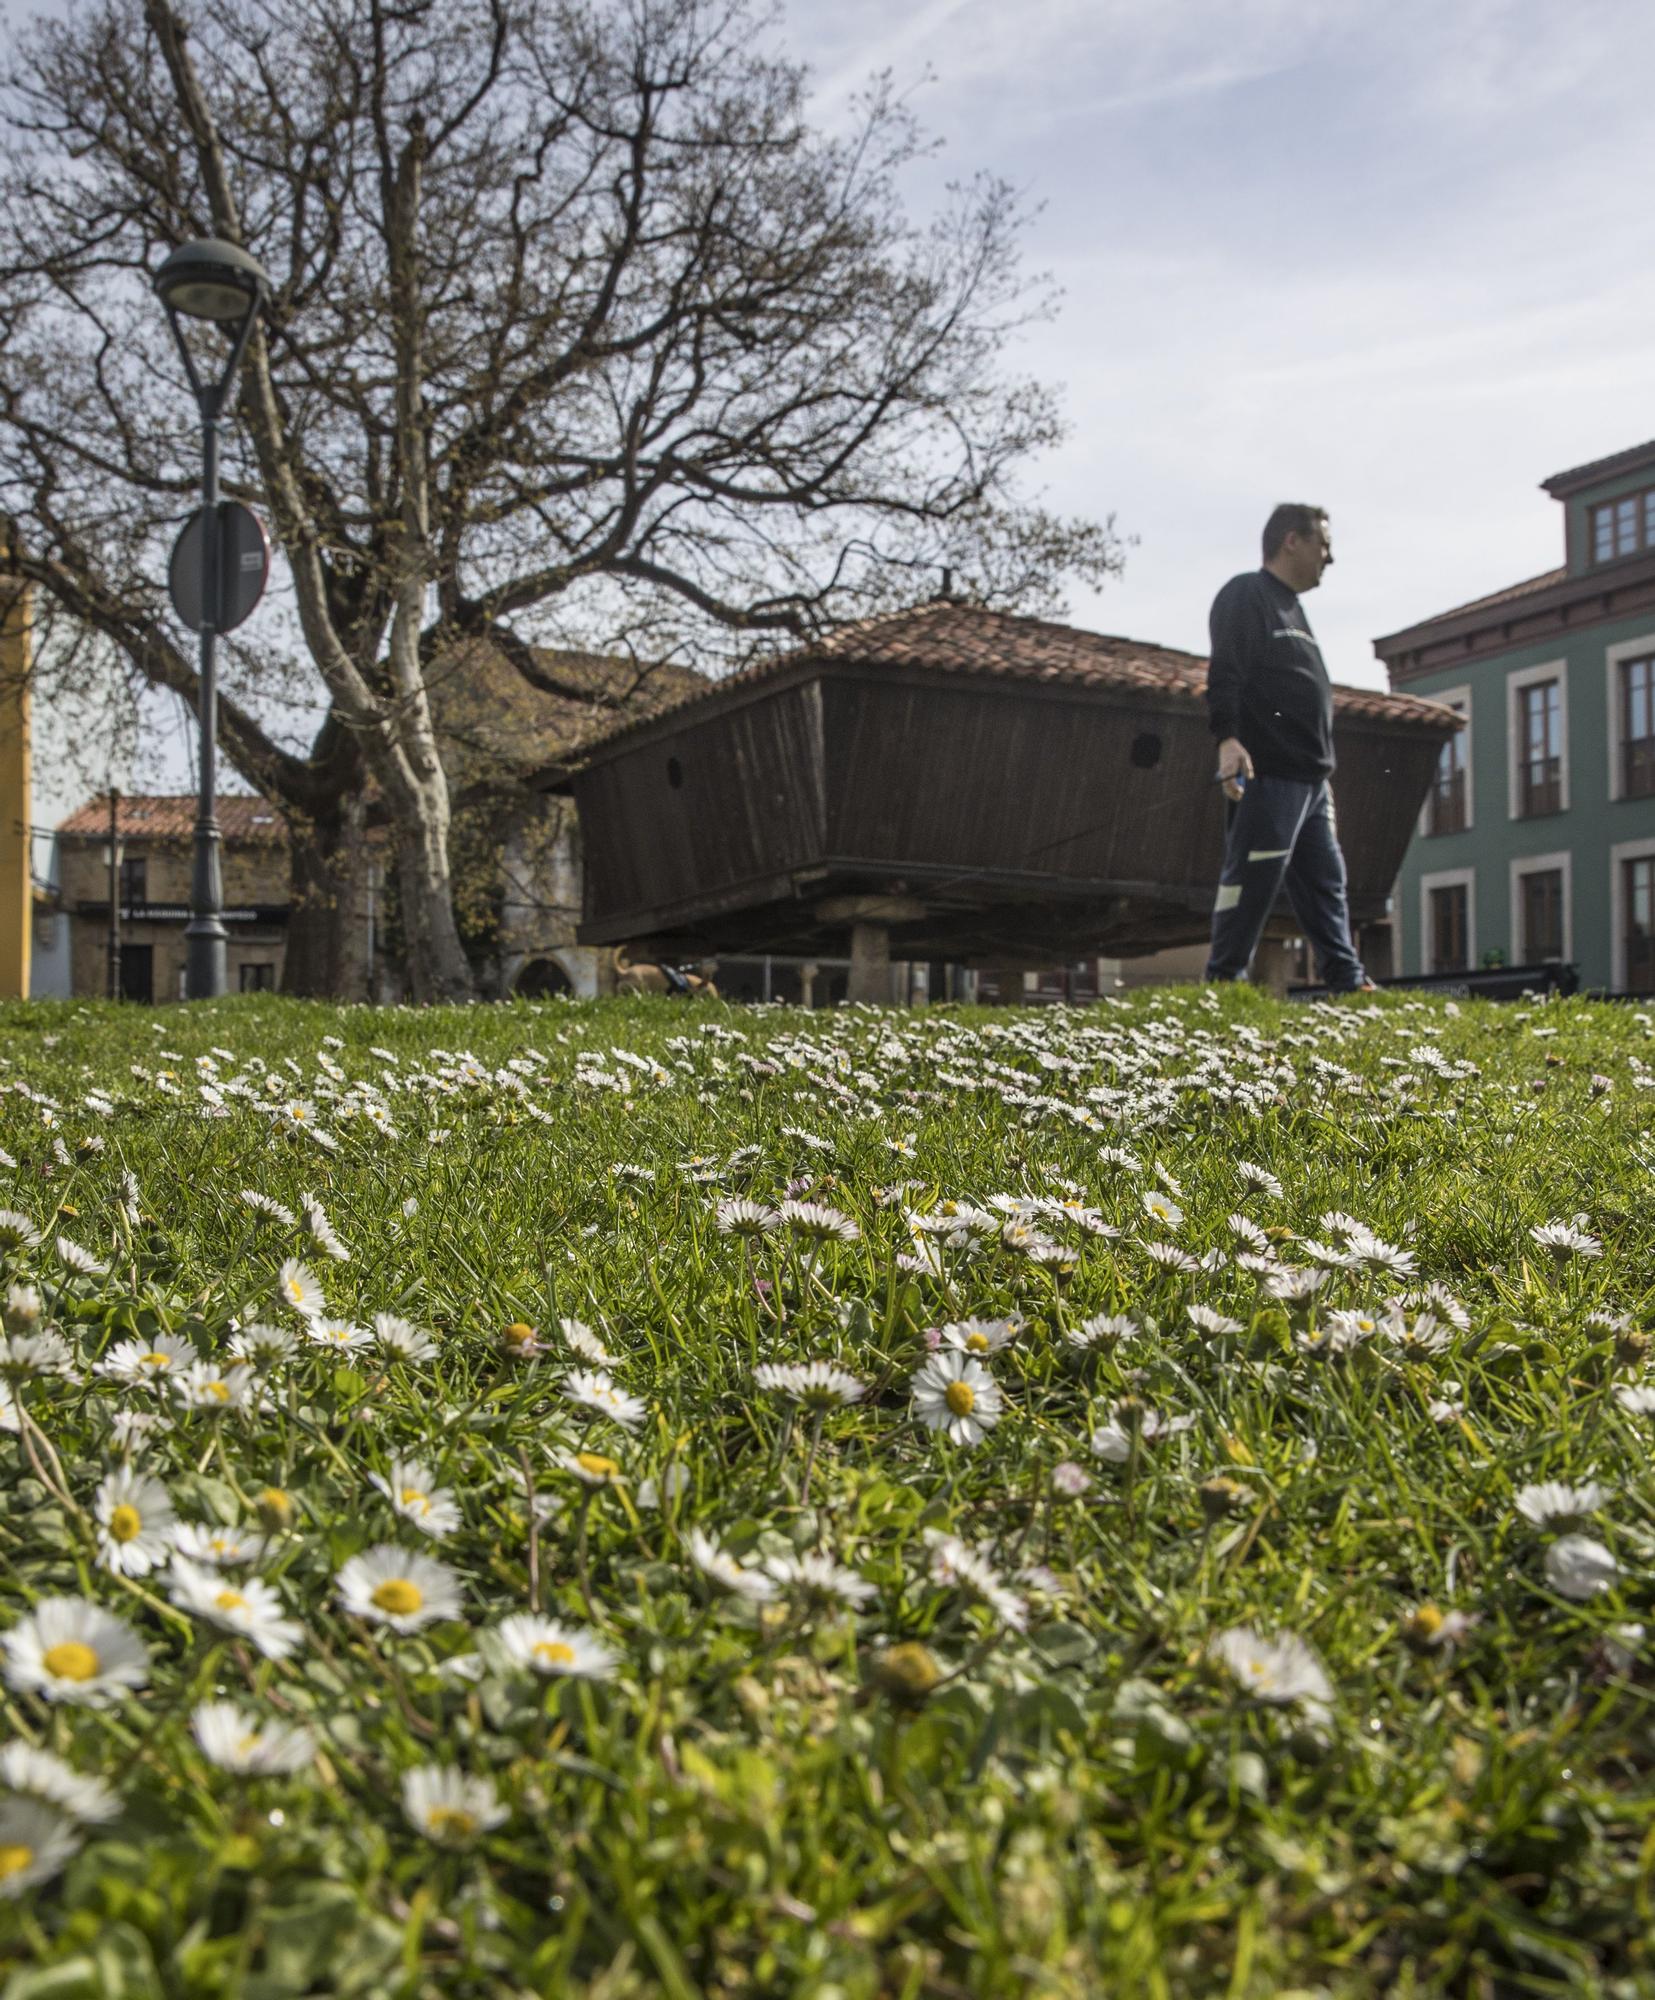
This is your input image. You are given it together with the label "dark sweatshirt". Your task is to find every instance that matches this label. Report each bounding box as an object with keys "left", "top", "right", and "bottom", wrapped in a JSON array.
[{"left": 1205, "top": 568, "right": 1335, "bottom": 781}]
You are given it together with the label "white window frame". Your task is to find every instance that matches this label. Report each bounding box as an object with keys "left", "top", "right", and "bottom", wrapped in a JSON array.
[
  {"left": 1509, "top": 849, "right": 1572, "bottom": 966},
  {"left": 1419, "top": 866, "right": 1477, "bottom": 975},
  {"left": 1506, "top": 657, "right": 1570, "bottom": 819},
  {"left": 1606, "top": 632, "right": 1655, "bottom": 803},
  {"left": 1610, "top": 835, "right": 1655, "bottom": 993},
  {"left": 1417, "top": 684, "right": 1473, "bottom": 836}
]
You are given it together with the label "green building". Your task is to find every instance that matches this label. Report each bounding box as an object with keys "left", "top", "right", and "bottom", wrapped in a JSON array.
[{"left": 1374, "top": 438, "right": 1655, "bottom": 994}]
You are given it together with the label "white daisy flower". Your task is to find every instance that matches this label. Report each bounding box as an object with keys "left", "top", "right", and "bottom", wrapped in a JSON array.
[
  {"left": 240, "top": 1190, "right": 298, "bottom": 1227},
  {"left": 305, "top": 1317, "right": 372, "bottom": 1352},
  {"left": 923, "top": 1531, "right": 1027, "bottom": 1632},
  {"left": 172, "top": 1361, "right": 259, "bottom": 1411},
  {"left": 336, "top": 1545, "right": 463, "bottom": 1633},
  {"left": 169, "top": 1521, "right": 269, "bottom": 1567},
  {"left": 166, "top": 1557, "right": 304, "bottom": 1660},
  {"left": 761, "top": 1550, "right": 877, "bottom": 1610},
  {"left": 491, "top": 1613, "right": 621, "bottom": 1679},
  {"left": 686, "top": 1528, "right": 778, "bottom": 1601},
  {"left": 1188, "top": 1304, "right": 1243, "bottom": 1336},
  {"left": 276, "top": 1258, "right": 325, "bottom": 1319},
  {"left": 2, "top": 1285, "right": 42, "bottom": 1331},
  {"left": 372, "top": 1314, "right": 440, "bottom": 1364},
  {"left": 369, "top": 1461, "right": 463, "bottom": 1537},
  {"left": 1615, "top": 1385, "right": 1655, "bottom": 1416},
  {"left": 2, "top": 1597, "right": 150, "bottom": 1705},
  {"left": 777, "top": 1200, "right": 860, "bottom": 1244},
  {"left": 300, "top": 1195, "right": 349, "bottom": 1263},
  {"left": 0, "top": 1795, "right": 81, "bottom": 1898},
  {"left": 1144, "top": 1242, "right": 1200, "bottom": 1275},
  {"left": 715, "top": 1199, "right": 780, "bottom": 1238},
  {"left": 752, "top": 1360, "right": 866, "bottom": 1408},
  {"left": 1545, "top": 1534, "right": 1621, "bottom": 1601},
  {"left": 1210, "top": 1626, "right": 1332, "bottom": 1715},
  {"left": 1514, "top": 1480, "right": 1611, "bottom": 1527},
  {"left": 93, "top": 1465, "right": 177, "bottom": 1577},
  {"left": 1141, "top": 1190, "right": 1184, "bottom": 1229},
  {"left": 401, "top": 1764, "right": 508, "bottom": 1846},
  {"left": 1, "top": 1330, "right": 73, "bottom": 1379},
  {"left": 0, "top": 1211, "right": 41, "bottom": 1251},
  {"left": 55, "top": 1236, "right": 109, "bottom": 1277},
  {"left": 562, "top": 1369, "right": 647, "bottom": 1430},
  {"left": 554, "top": 1448, "right": 627, "bottom": 1487},
  {"left": 1530, "top": 1218, "right": 1602, "bottom": 1260},
  {"left": 939, "top": 1318, "right": 1019, "bottom": 1356},
  {"left": 0, "top": 1743, "right": 120, "bottom": 1824},
  {"left": 1237, "top": 1162, "right": 1284, "bottom": 1199},
  {"left": 1090, "top": 1406, "right": 1194, "bottom": 1462},
  {"left": 1065, "top": 1312, "right": 1138, "bottom": 1350},
  {"left": 910, "top": 1351, "right": 1005, "bottom": 1448},
  {"left": 555, "top": 1318, "right": 619, "bottom": 1367},
  {"left": 191, "top": 1701, "right": 316, "bottom": 1775}
]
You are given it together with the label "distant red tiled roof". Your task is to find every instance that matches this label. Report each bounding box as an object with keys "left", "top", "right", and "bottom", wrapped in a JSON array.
[
  {"left": 1541, "top": 438, "right": 1655, "bottom": 497},
  {"left": 572, "top": 600, "right": 1459, "bottom": 758},
  {"left": 1373, "top": 565, "right": 1567, "bottom": 650},
  {"left": 57, "top": 794, "right": 288, "bottom": 844}
]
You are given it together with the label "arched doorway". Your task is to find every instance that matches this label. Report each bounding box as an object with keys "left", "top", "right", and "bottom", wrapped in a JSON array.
[{"left": 514, "top": 956, "right": 573, "bottom": 998}]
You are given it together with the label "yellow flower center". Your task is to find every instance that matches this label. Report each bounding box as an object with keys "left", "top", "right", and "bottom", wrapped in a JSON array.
[
  {"left": 372, "top": 1579, "right": 424, "bottom": 1616},
  {"left": 399, "top": 1487, "right": 429, "bottom": 1511},
  {"left": 965, "top": 1332, "right": 990, "bottom": 1352},
  {"left": 289, "top": 1105, "right": 308, "bottom": 1121},
  {"left": 576, "top": 1453, "right": 618, "bottom": 1480},
  {"left": 944, "top": 1381, "right": 976, "bottom": 1417},
  {"left": 108, "top": 1504, "right": 143, "bottom": 1543},
  {"left": 140, "top": 1352, "right": 171, "bottom": 1368},
  {"left": 215, "top": 1590, "right": 248, "bottom": 1614},
  {"left": 42, "top": 1640, "right": 100, "bottom": 1682},
  {"left": 504, "top": 1322, "right": 535, "bottom": 1348},
  {"left": 205, "top": 1381, "right": 231, "bottom": 1402},
  {"left": 0, "top": 1845, "right": 34, "bottom": 1882},
  {"left": 285, "top": 1280, "right": 304, "bottom": 1301},
  {"left": 426, "top": 1806, "right": 477, "bottom": 1839},
  {"left": 533, "top": 1640, "right": 577, "bottom": 1668}
]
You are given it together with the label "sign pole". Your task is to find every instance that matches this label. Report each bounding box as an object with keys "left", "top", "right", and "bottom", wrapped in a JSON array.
[{"left": 185, "top": 400, "right": 229, "bottom": 1002}]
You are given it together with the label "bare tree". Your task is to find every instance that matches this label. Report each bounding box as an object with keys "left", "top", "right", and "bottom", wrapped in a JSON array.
[{"left": 0, "top": 0, "right": 1123, "bottom": 998}]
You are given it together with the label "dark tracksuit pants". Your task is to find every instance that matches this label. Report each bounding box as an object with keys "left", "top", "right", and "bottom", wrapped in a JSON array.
[{"left": 1205, "top": 776, "right": 1367, "bottom": 990}]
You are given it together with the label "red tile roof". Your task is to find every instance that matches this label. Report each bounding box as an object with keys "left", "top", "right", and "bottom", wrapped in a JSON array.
[
  {"left": 573, "top": 600, "right": 1460, "bottom": 757},
  {"left": 1541, "top": 438, "right": 1655, "bottom": 497},
  {"left": 57, "top": 794, "right": 288, "bottom": 844},
  {"left": 1373, "top": 565, "right": 1567, "bottom": 649}
]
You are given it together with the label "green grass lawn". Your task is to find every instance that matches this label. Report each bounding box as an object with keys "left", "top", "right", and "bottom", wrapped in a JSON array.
[{"left": 1, "top": 986, "right": 1653, "bottom": 1999}]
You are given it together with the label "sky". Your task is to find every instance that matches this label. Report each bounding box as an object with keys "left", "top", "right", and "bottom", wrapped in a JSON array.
[
  {"left": 772, "top": 0, "right": 1655, "bottom": 680},
  {"left": 23, "top": 0, "right": 1655, "bottom": 836}
]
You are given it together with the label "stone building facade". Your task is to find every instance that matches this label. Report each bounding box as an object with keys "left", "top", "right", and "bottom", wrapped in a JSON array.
[{"left": 55, "top": 795, "right": 290, "bottom": 1002}]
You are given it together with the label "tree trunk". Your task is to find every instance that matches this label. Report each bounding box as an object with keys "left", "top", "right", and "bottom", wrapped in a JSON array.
[
  {"left": 388, "top": 773, "right": 475, "bottom": 1003},
  {"left": 282, "top": 794, "right": 373, "bottom": 999}
]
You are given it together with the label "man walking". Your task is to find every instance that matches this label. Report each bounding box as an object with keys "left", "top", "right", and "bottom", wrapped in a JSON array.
[{"left": 1205, "top": 503, "right": 1374, "bottom": 994}]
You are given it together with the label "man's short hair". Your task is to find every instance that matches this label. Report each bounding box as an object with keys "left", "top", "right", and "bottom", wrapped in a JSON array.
[{"left": 1262, "top": 503, "right": 1327, "bottom": 561}]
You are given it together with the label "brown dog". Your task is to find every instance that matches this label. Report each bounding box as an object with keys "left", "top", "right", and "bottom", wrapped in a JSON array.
[{"left": 612, "top": 946, "right": 720, "bottom": 998}]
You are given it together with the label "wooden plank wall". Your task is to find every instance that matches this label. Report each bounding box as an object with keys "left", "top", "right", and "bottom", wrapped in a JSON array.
[{"left": 577, "top": 681, "right": 825, "bottom": 926}]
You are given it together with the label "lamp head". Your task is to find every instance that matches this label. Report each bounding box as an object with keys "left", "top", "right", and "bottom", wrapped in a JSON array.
[{"left": 153, "top": 239, "right": 271, "bottom": 323}]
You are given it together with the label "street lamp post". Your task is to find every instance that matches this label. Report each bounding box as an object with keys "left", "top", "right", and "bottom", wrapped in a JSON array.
[
  {"left": 153, "top": 239, "right": 271, "bottom": 1001},
  {"left": 105, "top": 785, "right": 121, "bottom": 1001}
]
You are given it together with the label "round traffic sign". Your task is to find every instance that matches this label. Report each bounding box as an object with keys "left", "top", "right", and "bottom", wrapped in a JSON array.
[{"left": 168, "top": 502, "right": 271, "bottom": 634}]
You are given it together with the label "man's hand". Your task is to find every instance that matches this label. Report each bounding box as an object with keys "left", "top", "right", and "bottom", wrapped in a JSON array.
[{"left": 1217, "top": 737, "right": 1254, "bottom": 802}]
